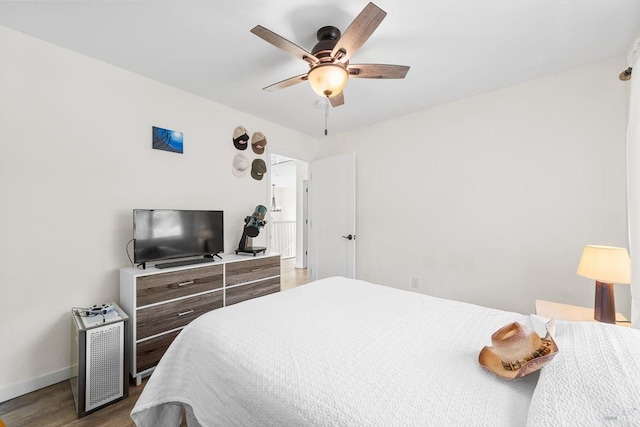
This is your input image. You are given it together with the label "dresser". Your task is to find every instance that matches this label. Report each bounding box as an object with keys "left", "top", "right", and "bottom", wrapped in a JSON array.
[{"left": 120, "top": 253, "right": 280, "bottom": 385}]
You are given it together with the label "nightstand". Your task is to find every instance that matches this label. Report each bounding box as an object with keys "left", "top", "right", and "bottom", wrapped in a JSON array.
[{"left": 535, "top": 299, "right": 631, "bottom": 327}]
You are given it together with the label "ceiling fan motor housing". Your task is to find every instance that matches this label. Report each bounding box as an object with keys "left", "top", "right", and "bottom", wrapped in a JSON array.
[
  {"left": 307, "top": 26, "right": 349, "bottom": 98},
  {"left": 312, "top": 26, "right": 341, "bottom": 60}
]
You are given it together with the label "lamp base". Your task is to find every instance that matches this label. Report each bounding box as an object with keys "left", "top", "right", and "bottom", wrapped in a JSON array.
[{"left": 594, "top": 281, "right": 616, "bottom": 324}]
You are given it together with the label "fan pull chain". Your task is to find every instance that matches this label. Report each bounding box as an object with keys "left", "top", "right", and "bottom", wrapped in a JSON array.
[{"left": 324, "top": 99, "right": 329, "bottom": 136}]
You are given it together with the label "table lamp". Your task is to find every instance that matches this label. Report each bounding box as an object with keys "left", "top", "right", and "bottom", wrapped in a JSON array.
[{"left": 576, "top": 245, "right": 631, "bottom": 324}]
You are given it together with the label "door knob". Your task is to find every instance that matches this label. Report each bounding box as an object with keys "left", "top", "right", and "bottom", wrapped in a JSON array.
[{"left": 341, "top": 234, "right": 354, "bottom": 240}]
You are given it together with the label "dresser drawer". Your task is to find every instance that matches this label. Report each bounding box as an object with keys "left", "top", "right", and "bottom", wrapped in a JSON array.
[
  {"left": 225, "top": 256, "right": 280, "bottom": 286},
  {"left": 136, "top": 290, "right": 223, "bottom": 340},
  {"left": 136, "top": 264, "right": 223, "bottom": 307},
  {"left": 136, "top": 330, "right": 181, "bottom": 373},
  {"left": 226, "top": 277, "right": 280, "bottom": 306}
]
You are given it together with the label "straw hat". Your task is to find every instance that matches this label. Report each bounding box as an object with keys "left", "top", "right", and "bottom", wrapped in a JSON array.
[{"left": 478, "top": 321, "right": 558, "bottom": 380}]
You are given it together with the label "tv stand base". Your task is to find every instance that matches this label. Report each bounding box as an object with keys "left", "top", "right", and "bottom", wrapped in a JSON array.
[{"left": 235, "top": 247, "right": 267, "bottom": 257}]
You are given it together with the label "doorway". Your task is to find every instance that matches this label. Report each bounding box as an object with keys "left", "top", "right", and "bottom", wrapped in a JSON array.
[{"left": 270, "top": 153, "right": 309, "bottom": 290}]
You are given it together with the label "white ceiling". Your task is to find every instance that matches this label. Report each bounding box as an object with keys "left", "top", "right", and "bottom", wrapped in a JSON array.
[{"left": 1, "top": 1, "right": 638, "bottom": 138}]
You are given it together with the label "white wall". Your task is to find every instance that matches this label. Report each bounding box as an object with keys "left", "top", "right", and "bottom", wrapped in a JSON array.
[
  {"left": 319, "top": 57, "right": 630, "bottom": 318},
  {"left": 0, "top": 25, "right": 318, "bottom": 401}
]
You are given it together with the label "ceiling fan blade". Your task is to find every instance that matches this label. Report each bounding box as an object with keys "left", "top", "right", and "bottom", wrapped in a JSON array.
[
  {"left": 328, "top": 92, "right": 344, "bottom": 107},
  {"left": 331, "top": 2, "right": 387, "bottom": 63},
  {"left": 348, "top": 64, "right": 410, "bottom": 79},
  {"left": 251, "top": 25, "right": 319, "bottom": 65},
  {"left": 263, "top": 74, "right": 308, "bottom": 92}
]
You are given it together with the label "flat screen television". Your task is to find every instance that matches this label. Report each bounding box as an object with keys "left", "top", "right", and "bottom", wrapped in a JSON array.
[{"left": 133, "top": 209, "right": 224, "bottom": 266}]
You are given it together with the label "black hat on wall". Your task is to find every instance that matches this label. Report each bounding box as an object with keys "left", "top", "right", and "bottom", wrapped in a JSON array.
[{"left": 233, "top": 126, "right": 249, "bottom": 150}]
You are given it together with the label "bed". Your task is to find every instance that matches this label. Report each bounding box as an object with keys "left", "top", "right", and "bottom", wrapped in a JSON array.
[{"left": 131, "top": 277, "right": 640, "bottom": 426}]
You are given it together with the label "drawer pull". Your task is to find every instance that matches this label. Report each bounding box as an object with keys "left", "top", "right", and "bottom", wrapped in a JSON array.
[
  {"left": 251, "top": 268, "right": 263, "bottom": 272},
  {"left": 177, "top": 310, "right": 195, "bottom": 317},
  {"left": 177, "top": 281, "right": 195, "bottom": 287}
]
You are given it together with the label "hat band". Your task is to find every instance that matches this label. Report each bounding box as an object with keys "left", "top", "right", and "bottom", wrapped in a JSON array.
[{"left": 501, "top": 339, "right": 553, "bottom": 371}]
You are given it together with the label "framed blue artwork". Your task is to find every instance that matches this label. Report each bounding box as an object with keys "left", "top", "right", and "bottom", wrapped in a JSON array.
[{"left": 152, "top": 126, "right": 183, "bottom": 154}]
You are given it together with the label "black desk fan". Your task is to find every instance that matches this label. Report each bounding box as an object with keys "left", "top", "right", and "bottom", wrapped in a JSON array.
[{"left": 236, "top": 205, "right": 268, "bottom": 256}]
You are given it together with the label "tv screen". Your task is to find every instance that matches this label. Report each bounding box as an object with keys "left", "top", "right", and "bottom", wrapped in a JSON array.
[{"left": 133, "top": 209, "right": 224, "bottom": 264}]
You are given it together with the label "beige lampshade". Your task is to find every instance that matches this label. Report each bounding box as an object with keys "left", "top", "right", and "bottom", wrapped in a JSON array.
[
  {"left": 576, "top": 245, "right": 631, "bottom": 284},
  {"left": 307, "top": 64, "right": 348, "bottom": 98}
]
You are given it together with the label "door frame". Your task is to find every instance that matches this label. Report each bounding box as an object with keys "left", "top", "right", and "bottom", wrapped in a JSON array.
[
  {"left": 302, "top": 179, "right": 309, "bottom": 268},
  {"left": 267, "top": 150, "right": 309, "bottom": 266}
]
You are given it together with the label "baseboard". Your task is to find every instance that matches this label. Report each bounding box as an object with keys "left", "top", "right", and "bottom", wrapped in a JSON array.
[{"left": 0, "top": 366, "right": 72, "bottom": 403}]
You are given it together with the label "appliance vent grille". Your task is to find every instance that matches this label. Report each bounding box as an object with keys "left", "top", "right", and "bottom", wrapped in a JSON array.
[{"left": 86, "top": 323, "right": 124, "bottom": 410}]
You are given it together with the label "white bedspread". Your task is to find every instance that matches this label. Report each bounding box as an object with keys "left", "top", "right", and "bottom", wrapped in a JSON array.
[
  {"left": 527, "top": 315, "right": 640, "bottom": 427},
  {"left": 131, "top": 277, "right": 539, "bottom": 426}
]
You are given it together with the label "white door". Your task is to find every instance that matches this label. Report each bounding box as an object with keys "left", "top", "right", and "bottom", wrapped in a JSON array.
[{"left": 308, "top": 153, "right": 356, "bottom": 280}]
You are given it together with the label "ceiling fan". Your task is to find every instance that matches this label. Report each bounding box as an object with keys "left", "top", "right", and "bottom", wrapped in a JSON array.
[{"left": 250, "top": 2, "right": 410, "bottom": 107}]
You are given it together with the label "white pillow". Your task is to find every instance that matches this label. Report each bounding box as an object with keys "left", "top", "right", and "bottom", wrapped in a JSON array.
[{"left": 526, "top": 315, "right": 640, "bottom": 427}]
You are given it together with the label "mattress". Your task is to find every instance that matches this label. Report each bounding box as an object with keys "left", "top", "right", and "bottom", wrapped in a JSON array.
[{"left": 130, "top": 277, "right": 640, "bottom": 426}]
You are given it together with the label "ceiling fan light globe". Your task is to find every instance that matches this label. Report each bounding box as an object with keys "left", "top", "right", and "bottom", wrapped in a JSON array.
[{"left": 308, "top": 64, "right": 348, "bottom": 98}]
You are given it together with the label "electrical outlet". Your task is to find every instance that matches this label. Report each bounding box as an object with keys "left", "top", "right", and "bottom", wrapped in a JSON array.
[{"left": 411, "top": 276, "right": 420, "bottom": 289}]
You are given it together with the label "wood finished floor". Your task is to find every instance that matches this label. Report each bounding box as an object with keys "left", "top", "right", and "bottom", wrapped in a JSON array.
[
  {"left": 280, "top": 257, "right": 308, "bottom": 291},
  {"left": 0, "top": 258, "right": 307, "bottom": 426},
  {"left": 0, "top": 378, "right": 153, "bottom": 427}
]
